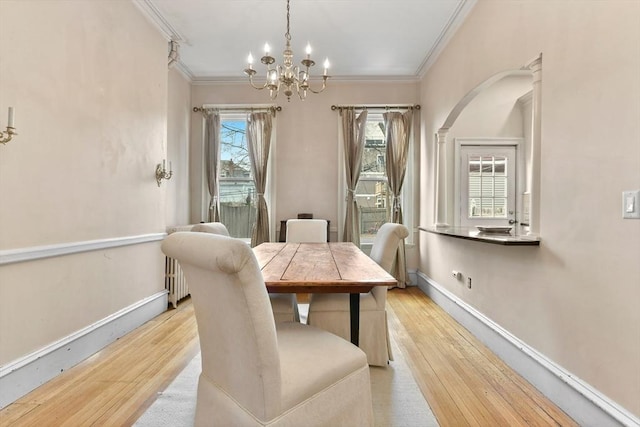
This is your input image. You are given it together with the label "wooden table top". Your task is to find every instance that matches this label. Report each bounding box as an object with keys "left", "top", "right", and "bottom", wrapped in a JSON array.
[{"left": 253, "top": 242, "right": 397, "bottom": 294}]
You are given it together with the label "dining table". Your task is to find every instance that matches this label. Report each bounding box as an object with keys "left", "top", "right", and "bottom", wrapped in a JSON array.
[{"left": 253, "top": 241, "right": 397, "bottom": 346}]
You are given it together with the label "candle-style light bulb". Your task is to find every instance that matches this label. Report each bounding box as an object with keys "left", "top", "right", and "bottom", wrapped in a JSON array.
[
  {"left": 264, "top": 43, "right": 271, "bottom": 56},
  {"left": 269, "top": 69, "right": 278, "bottom": 83},
  {"left": 305, "top": 43, "right": 312, "bottom": 58},
  {"left": 247, "top": 52, "right": 254, "bottom": 70},
  {"left": 323, "top": 58, "right": 330, "bottom": 76}
]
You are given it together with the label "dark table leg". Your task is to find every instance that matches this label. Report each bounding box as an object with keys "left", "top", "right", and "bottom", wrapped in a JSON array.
[{"left": 349, "top": 293, "right": 360, "bottom": 346}]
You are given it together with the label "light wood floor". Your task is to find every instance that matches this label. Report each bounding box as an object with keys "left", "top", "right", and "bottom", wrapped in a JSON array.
[{"left": 0, "top": 287, "right": 577, "bottom": 426}]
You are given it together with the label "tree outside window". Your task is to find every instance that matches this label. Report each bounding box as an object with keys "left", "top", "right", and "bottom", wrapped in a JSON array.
[{"left": 218, "top": 119, "right": 256, "bottom": 238}]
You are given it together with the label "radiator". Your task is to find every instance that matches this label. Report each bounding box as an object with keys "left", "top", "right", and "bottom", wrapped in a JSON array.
[
  {"left": 165, "top": 225, "right": 196, "bottom": 308},
  {"left": 165, "top": 256, "right": 188, "bottom": 309}
]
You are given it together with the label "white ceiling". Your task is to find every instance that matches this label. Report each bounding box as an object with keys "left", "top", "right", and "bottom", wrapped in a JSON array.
[{"left": 135, "top": 0, "right": 475, "bottom": 82}]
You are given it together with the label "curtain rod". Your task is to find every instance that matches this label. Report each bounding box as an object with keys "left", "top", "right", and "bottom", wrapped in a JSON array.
[
  {"left": 331, "top": 104, "right": 420, "bottom": 112},
  {"left": 193, "top": 105, "right": 282, "bottom": 115}
]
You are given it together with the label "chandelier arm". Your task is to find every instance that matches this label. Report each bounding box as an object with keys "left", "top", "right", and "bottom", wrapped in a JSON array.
[
  {"left": 247, "top": 75, "right": 271, "bottom": 90},
  {"left": 307, "top": 77, "right": 330, "bottom": 94}
]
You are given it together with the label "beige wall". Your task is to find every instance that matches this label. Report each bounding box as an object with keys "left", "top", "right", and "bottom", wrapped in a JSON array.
[
  {"left": 419, "top": 0, "right": 640, "bottom": 416},
  {"left": 167, "top": 69, "right": 192, "bottom": 226},
  {"left": 0, "top": 1, "right": 168, "bottom": 364}
]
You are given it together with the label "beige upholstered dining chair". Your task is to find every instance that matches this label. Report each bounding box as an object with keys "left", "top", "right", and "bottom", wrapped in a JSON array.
[
  {"left": 190, "top": 222, "right": 230, "bottom": 235},
  {"left": 306, "top": 222, "right": 409, "bottom": 366},
  {"left": 285, "top": 219, "right": 328, "bottom": 243},
  {"left": 191, "top": 222, "right": 299, "bottom": 323},
  {"left": 162, "top": 232, "right": 374, "bottom": 427}
]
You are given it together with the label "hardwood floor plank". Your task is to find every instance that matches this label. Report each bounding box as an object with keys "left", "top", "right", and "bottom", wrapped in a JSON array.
[
  {"left": 387, "top": 287, "right": 577, "bottom": 427},
  {"left": 0, "top": 403, "right": 38, "bottom": 425},
  {"left": 389, "top": 295, "right": 502, "bottom": 425},
  {"left": 1, "top": 300, "right": 199, "bottom": 427},
  {"left": 386, "top": 304, "right": 473, "bottom": 426},
  {"left": 0, "top": 288, "right": 578, "bottom": 427}
]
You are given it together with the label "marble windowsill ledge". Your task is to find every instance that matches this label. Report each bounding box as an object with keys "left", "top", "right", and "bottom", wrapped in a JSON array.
[{"left": 419, "top": 226, "right": 541, "bottom": 246}]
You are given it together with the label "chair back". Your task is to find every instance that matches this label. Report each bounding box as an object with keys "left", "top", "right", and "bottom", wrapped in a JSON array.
[
  {"left": 286, "top": 219, "right": 328, "bottom": 243},
  {"left": 369, "top": 223, "right": 409, "bottom": 306},
  {"left": 161, "top": 232, "right": 282, "bottom": 420},
  {"left": 191, "top": 222, "right": 230, "bottom": 236}
]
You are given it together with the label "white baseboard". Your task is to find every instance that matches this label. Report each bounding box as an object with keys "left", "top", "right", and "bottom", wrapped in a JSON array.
[
  {"left": 408, "top": 269, "right": 418, "bottom": 286},
  {"left": 0, "top": 291, "right": 168, "bottom": 409},
  {"left": 416, "top": 271, "right": 640, "bottom": 427}
]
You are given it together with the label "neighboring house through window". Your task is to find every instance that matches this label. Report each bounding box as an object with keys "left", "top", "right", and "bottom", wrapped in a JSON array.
[{"left": 357, "top": 117, "right": 388, "bottom": 243}]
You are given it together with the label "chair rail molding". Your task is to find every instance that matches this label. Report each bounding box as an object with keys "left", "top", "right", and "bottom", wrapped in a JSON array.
[{"left": 0, "top": 233, "right": 166, "bottom": 266}]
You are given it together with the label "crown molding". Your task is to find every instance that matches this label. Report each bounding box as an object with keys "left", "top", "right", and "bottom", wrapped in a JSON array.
[
  {"left": 417, "top": 0, "right": 478, "bottom": 78},
  {"left": 131, "top": 0, "right": 184, "bottom": 42},
  {"left": 133, "top": 0, "right": 472, "bottom": 85},
  {"left": 171, "top": 61, "right": 195, "bottom": 82},
  {"left": 190, "top": 74, "right": 420, "bottom": 86},
  {"left": 133, "top": 0, "right": 195, "bottom": 82}
]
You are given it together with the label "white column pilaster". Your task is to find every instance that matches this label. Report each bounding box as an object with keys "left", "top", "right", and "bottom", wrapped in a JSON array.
[
  {"left": 435, "top": 129, "right": 449, "bottom": 227},
  {"left": 529, "top": 55, "right": 542, "bottom": 233}
]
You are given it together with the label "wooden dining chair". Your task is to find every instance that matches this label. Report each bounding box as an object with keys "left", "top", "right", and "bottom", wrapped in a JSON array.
[
  {"left": 191, "top": 222, "right": 299, "bottom": 323},
  {"left": 306, "top": 222, "right": 409, "bottom": 366},
  {"left": 162, "top": 232, "right": 374, "bottom": 426}
]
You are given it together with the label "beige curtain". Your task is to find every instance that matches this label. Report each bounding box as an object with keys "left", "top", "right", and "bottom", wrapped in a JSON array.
[
  {"left": 204, "top": 111, "right": 221, "bottom": 222},
  {"left": 341, "top": 109, "right": 368, "bottom": 245},
  {"left": 247, "top": 112, "right": 273, "bottom": 247},
  {"left": 384, "top": 110, "right": 413, "bottom": 287}
]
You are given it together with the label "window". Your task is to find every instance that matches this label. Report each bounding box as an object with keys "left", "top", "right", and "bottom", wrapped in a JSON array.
[
  {"left": 338, "top": 111, "right": 414, "bottom": 246},
  {"left": 218, "top": 116, "right": 256, "bottom": 239},
  {"left": 201, "top": 110, "right": 276, "bottom": 241},
  {"left": 457, "top": 141, "right": 519, "bottom": 227},
  {"left": 355, "top": 115, "right": 389, "bottom": 243},
  {"left": 467, "top": 154, "right": 508, "bottom": 218}
]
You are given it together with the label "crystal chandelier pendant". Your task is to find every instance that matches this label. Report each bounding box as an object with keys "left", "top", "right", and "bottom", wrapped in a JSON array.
[{"left": 243, "top": 0, "right": 330, "bottom": 101}]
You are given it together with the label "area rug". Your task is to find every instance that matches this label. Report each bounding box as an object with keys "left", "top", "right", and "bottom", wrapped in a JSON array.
[{"left": 135, "top": 305, "right": 439, "bottom": 427}]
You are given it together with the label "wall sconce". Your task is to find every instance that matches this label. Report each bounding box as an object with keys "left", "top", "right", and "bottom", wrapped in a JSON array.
[
  {"left": 155, "top": 160, "right": 173, "bottom": 186},
  {"left": 0, "top": 107, "right": 17, "bottom": 145}
]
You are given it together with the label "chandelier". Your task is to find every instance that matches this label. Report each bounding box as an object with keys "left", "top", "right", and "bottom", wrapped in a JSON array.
[{"left": 243, "top": 0, "right": 330, "bottom": 101}]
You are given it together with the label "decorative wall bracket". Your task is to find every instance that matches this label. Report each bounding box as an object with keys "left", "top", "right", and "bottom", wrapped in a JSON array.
[
  {"left": 1, "top": 107, "right": 17, "bottom": 144},
  {"left": 0, "top": 126, "right": 17, "bottom": 145}
]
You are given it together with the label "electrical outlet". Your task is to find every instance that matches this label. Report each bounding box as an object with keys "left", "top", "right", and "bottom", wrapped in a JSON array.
[{"left": 467, "top": 277, "right": 472, "bottom": 289}]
